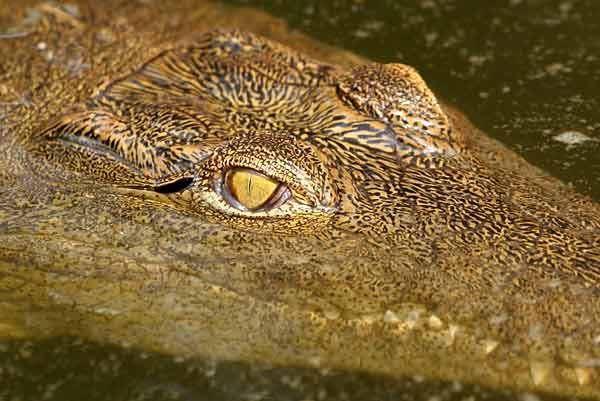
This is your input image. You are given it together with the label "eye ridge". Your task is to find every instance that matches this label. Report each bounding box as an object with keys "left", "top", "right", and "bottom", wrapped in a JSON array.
[{"left": 222, "top": 167, "right": 291, "bottom": 212}]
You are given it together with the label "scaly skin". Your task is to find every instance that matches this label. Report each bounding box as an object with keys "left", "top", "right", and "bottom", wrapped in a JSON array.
[{"left": 1, "top": 1, "right": 599, "bottom": 399}]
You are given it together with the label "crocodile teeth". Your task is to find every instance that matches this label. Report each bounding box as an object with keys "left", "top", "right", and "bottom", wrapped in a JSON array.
[
  {"left": 482, "top": 339, "right": 499, "bottom": 355},
  {"left": 529, "top": 360, "right": 553, "bottom": 385},
  {"left": 574, "top": 367, "right": 595, "bottom": 385},
  {"left": 383, "top": 310, "right": 400, "bottom": 323},
  {"left": 427, "top": 314, "right": 443, "bottom": 329}
]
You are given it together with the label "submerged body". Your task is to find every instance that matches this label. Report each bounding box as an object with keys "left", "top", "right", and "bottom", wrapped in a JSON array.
[{"left": 1, "top": 1, "right": 599, "bottom": 399}]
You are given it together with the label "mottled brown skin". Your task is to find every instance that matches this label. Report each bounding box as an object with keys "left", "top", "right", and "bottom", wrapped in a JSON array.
[{"left": 1, "top": 1, "right": 600, "bottom": 399}]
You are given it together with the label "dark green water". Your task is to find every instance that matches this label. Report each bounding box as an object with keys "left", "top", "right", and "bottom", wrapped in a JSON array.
[
  {"left": 229, "top": 0, "right": 600, "bottom": 201},
  {"left": 1, "top": 1, "right": 598, "bottom": 401},
  {"left": 1, "top": 337, "right": 567, "bottom": 401}
]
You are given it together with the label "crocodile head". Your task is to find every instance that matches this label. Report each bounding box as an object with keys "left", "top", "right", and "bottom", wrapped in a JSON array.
[
  {"left": 3, "top": 14, "right": 600, "bottom": 400},
  {"left": 32, "top": 30, "right": 466, "bottom": 232}
]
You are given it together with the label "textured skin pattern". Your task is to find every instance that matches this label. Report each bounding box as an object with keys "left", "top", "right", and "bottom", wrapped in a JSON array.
[
  {"left": 337, "top": 63, "right": 462, "bottom": 167},
  {"left": 4, "top": 13, "right": 598, "bottom": 398},
  {"left": 31, "top": 30, "right": 600, "bottom": 283}
]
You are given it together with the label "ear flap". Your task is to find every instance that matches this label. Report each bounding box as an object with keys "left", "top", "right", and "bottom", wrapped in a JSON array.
[{"left": 336, "top": 63, "right": 462, "bottom": 167}]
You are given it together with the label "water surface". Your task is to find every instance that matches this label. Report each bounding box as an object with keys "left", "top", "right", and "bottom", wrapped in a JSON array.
[{"left": 229, "top": 0, "right": 600, "bottom": 200}]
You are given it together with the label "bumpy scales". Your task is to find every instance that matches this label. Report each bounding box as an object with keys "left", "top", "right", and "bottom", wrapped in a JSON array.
[
  {"left": 30, "top": 30, "right": 599, "bottom": 284},
  {"left": 18, "top": 26, "right": 600, "bottom": 399}
]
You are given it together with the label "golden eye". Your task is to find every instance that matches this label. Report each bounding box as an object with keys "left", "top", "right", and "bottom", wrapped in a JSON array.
[{"left": 223, "top": 168, "right": 290, "bottom": 211}]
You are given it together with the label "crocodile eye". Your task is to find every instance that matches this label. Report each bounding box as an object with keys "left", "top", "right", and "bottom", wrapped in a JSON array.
[{"left": 223, "top": 168, "right": 291, "bottom": 212}]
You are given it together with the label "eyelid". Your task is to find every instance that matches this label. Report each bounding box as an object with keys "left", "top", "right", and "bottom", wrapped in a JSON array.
[
  {"left": 195, "top": 131, "right": 337, "bottom": 219},
  {"left": 204, "top": 132, "right": 326, "bottom": 205}
]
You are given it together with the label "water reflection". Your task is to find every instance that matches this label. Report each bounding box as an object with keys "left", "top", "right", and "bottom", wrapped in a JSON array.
[{"left": 2, "top": 337, "right": 556, "bottom": 401}]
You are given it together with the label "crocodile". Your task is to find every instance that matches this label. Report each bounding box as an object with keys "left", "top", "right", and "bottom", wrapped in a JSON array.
[{"left": 1, "top": 1, "right": 599, "bottom": 399}]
